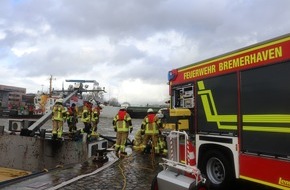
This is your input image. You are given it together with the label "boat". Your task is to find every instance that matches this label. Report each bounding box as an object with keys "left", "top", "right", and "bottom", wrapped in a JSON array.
[
  {"left": 126, "top": 106, "right": 163, "bottom": 118},
  {"left": 0, "top": 79, "right": 109, "bottom": 183}
]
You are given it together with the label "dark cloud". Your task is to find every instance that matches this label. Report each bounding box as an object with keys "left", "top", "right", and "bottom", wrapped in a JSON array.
[
  {"left": 1, "top": 0, "right": 290, "bottom": 104},
  {"left": 111, "top": 44, "right": 146, "bottom": 65}
]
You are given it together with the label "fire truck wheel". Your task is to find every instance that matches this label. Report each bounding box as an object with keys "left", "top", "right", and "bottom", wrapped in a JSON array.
[
  {"left": 200, "top": 150, "right": 234, "bottom": 190},
  {"left": 151, "top": 174, "right": 158, "bottom": 190}
]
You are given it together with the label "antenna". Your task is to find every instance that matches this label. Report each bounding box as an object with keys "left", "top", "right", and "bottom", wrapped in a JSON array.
[{"left": 49, "top": 75, "right": 56, "bottom": 97}]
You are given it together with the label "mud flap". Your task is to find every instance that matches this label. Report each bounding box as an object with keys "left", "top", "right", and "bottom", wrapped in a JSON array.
[{"left": 157, "top": 170, "right": 196, "bottom": 190}]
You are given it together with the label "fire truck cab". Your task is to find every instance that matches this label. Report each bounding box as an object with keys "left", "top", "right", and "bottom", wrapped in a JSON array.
[{"left": 162, "top": 33, "right": 290, "bottom": 190}]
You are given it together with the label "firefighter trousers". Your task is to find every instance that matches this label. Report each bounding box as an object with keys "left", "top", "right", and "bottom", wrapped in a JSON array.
[
  {"left": 142, "top": 134, "right": 159, "bottom": 153},
  {"left": 115, "top": 131, "right": 129, "bottom": 152},
  {"left": 52, "top": 120, "right": 63, "bottom": 138}
]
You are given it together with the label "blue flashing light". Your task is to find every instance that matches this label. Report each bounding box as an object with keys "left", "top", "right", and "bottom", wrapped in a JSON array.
[{"left": 168, "top": 71, "right": 175, "bottom": 81}]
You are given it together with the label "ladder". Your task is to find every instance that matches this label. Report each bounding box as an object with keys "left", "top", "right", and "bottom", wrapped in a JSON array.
[{"left": 160, "top": 130, "right": 206, "bottom": 185}]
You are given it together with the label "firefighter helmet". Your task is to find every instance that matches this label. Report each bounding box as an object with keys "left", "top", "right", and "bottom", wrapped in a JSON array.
[
  {"left": 120, "top": 104, "right": 127, "bottom": 110},
  {"left": 147, "top": 108, "right": 154, "bottom": 113},
  {"left": 98, "top": 104, "right": 105, "bottom": 109},
  {"left": 55, "top": 99, "right": 63, "bottom": 104},
  {"left": 156, "top": 109, "right": 164, "bottom": 118}
]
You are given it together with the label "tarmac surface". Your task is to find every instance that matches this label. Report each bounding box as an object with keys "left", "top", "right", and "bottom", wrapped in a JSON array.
[{"left": 0, "top": 118, "right": 279, "bottom": 190}]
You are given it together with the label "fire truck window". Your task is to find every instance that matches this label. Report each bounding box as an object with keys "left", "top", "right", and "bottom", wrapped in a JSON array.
[
  {"left": 174, "top": 89, "right": 183, "bottom": 107},
  {"left": 172, "top": 85, "right": 194, "bottom": 108}
]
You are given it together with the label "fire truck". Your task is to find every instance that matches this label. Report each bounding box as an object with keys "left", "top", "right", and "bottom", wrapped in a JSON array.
[{"left": 163, "top": 34, "right": 290, "bottom": 189}]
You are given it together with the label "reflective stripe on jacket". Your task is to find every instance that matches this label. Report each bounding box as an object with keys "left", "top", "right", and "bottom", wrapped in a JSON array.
[
  {"left": 52, "top": 104, "right": 66, "bottom": 121},
  {"left": 91, "top": 108, "right": 100, "bottom": 122},
  {"left": 142, "top": 113, "right": 160, "bottom": 134},
  {"left": 113, "top": 110, "right": 132, "bottom": 132},
  {"left": 81, "top": 106, "right": 91, "bottom": 122}
]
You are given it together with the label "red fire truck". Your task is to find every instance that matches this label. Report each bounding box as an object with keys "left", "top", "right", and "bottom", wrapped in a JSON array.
[{"left": 165, "top": 33, "right": 290, "bottom": 189}]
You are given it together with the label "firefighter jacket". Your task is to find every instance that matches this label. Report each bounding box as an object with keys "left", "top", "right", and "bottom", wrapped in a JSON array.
[
  {"left": 81, "top": 105, "right": 91, "bottom": 123},
  {"left": 52, "top": 103, "right": 66, "bottom": 121},
  {"left": 91, "top": 107, "right": 100, "bottom": 123},
  {"left": 141, "top": 113, "right": 161, "bottom": 135},
  {"left": 67, "top": 107, "right": 78, "bottom": 123},
  {"left": 113, "top": 110, "right": 132, "bottom": 132}
]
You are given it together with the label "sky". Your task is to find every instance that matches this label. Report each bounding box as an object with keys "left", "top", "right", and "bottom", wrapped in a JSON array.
[{"left": 1, "top": 0, "right": 290, "bottom": 106}]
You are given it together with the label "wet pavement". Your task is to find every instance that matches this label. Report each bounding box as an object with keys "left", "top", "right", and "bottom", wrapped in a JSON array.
[
  {"left": 1, "top": 149, "right": 163, "bottom": 190},
  {"left": 0, "top": 118, "right": 279, "bottom": 190},
  {"left": 1, "top": 149, "right": 276, "bottom": 190},
  {"left": 56, "top": 152, "right": 162, "bottom": 190}
]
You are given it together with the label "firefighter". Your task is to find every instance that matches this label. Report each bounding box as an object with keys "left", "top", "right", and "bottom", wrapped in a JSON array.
[
  {"left": 81, "top": 101, "right": 92, "bottom": 136},
  {"left": 66, "top": 103, "right": 78, "bottom": 134},
  {"left": 113, "top": 105, "right": 133, "bottom": 156},
  {"left": 52, "top": 99, "right": 66, "bottom": 140},
  {"left": 141, "top": 108, "right": 162, "bottom": 154},
  {"left": 91, "top": 103, "right": 103, "bottom": 137},
  {"left": 158, "top": 135, "right": 168, "bottom": 156},
  {"left": 133, "top": 128, "right": 144, "bottom": 150},
  {"left": 156, "top": 109, "right": 168, "bottom": 156}
]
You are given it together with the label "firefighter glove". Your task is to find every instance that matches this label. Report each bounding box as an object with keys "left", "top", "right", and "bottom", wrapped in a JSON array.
[
  {"left": 114, "top": 128, "right": 117, "bottom": 132},
  {"left": 141, "top": 130, "right": 145, "bottom": 135},
  {"left": 130, "top": 128, "right": 133, "bottom": 133}
]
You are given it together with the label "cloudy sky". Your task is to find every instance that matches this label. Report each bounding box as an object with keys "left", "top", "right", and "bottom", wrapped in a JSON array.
[{"left": 1, "top": 0, "right": 290, "bottom": 105}]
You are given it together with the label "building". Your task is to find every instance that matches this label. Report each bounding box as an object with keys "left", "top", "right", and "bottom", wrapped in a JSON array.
[{"left": 0, "top": 84, "right": 26, "bottom": 109}]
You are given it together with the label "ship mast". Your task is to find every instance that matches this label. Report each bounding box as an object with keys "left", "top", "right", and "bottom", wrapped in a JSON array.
[{"left": 49, "top": 75, "right": 56, "bottom": 97}]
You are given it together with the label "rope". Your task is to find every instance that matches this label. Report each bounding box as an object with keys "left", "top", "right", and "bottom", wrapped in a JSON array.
[
  {"left": 117, "top": 152, "right": 133, "bottom": 190},
  {"left": 118, "top": 161, "right": 127, "bottom": 190},
  {"left": 117, "top": 151, "right": 157, "bottom": 190}
]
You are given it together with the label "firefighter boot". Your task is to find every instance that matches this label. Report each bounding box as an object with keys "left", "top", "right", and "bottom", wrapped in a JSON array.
[
  {"left": 52, "top": 133, "right": 57, "bottom": 140},
  {"left": 120, "top": 152, "right": 127, "bottom": 156},
  {"left": 115, "top": 147, "right": 120, "bottom": 157}
]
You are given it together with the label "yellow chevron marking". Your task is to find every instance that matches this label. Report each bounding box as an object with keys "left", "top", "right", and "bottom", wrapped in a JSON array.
[{"left": 197, "top": 81, "right": 290, "bottom": 133}]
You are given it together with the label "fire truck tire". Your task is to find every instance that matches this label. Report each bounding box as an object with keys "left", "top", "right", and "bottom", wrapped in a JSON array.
[
  {"left": 200, "top": 150, "right": 234, "bottom": 190},
  {"left": 151, "top": 174, "right": 158, "bottom": 190}
]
